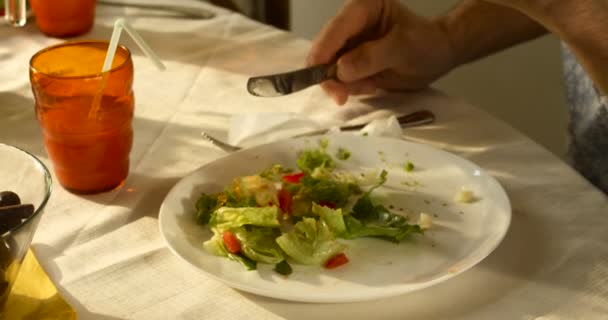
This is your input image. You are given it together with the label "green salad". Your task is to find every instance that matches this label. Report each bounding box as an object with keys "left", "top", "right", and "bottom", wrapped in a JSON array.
[{"left": 194, "top": 142, "right": 424, "bottom": 275}]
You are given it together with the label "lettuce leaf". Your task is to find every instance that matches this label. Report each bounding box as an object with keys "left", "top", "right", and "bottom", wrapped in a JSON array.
[
  {"left": 312, "top": 203, "right": 347, "bottom": 236},
  {"left": 233, "top": 226, "right": 285, "bottom": 264},
  {"left": 203, "top": 233, "right": 258, "bottom": 270},
  {"left": 296, "top": 149, "right": 334, "bottom": 173},
  {"left": 276, "top": 217, "right": 345, "bottom": 265},
  {"left": 195, "top": 188, "right": 259, "bottom": 226},
  {"left": 209, "top": 206, "right": 280, "bottom": 232}
]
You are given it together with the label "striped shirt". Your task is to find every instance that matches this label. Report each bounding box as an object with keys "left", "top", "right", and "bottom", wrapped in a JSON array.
[{"left": 562, "top": 44, "right": 608, "bottom": 193}]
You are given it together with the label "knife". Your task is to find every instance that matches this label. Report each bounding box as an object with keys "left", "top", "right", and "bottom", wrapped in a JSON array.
[{"left": 247, "top": 63, "right": 337, "bottom": 97}]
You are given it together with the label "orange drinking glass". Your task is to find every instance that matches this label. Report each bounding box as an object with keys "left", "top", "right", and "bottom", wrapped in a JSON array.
[
  {"left": 30, "top": 41, "right": 134, "bottom": 194},
  {"left": 29, "top": 0, "right": 96, "bottom": 38}
]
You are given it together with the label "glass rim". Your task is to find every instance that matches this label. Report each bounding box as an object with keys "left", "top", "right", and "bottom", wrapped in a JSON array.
[
  {"left": 29, "top": 40, "right": 132, "bottom": 80},
  {"left": 0, "top": 144, "right": 52, "bottom": 238}
]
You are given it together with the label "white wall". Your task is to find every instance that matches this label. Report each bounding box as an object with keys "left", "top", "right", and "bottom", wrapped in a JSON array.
[{"left": 290, "top": 0, "right": 568, "bottom": 157}]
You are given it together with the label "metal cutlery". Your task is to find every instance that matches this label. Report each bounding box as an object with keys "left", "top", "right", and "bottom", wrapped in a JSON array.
[
  {"left": 247, "top": 63, "right": 337, "bottom": 97},
  {"left": 202, "top": 110, "right": 435, "bottom": 152}
]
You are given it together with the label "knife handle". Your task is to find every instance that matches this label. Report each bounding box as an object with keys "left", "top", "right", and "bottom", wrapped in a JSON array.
[{"left": 325, "top": 63, "right": 338, "bottom": 80}]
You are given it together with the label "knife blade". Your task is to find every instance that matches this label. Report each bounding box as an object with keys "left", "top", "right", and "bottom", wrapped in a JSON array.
[{"left": 247, "top": 63, "right": 337, "bottom": 97}]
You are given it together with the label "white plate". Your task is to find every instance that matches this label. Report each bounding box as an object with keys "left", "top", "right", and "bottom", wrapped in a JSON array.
[{"left": 158, "top": 134, "right": 511, "bottom": 303}]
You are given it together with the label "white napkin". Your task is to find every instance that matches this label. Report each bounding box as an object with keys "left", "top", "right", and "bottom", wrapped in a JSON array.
[
  {"left": 358, "top": 114, "right": 403, "bottom": 138},
  {"left": 228, "top": 113, "right": 404, "bottom": 147}
]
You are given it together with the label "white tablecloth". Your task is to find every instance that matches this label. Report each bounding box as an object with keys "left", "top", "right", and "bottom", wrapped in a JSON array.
[{"left": 1, "top": 1, "right": 607, "bottom": 319}]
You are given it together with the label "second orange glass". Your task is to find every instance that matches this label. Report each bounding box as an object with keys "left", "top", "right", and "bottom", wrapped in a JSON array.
[
  {"left": 30, "top": 41, "right": 134, "bottom": 194},
  {"left": 29, "top": 0, "right": 96, "bottom": 38}
]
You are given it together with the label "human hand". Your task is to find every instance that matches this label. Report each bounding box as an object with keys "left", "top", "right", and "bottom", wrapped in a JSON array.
[{"left": 307, "top": 0, "right": 456, "bottom": 105}]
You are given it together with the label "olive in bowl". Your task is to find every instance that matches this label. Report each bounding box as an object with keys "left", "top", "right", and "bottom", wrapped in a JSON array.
[{"left": 0, "top": 144, "right": 52, "bottom": 314}]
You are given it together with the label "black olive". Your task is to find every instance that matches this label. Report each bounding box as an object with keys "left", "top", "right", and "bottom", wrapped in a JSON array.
[
  {"left": 0, "top": 241, "right": 11, "bottom": 269},
  {"left": 0, "top": 215, "right": 21, "bottom": 235},
  {"left": 0, "top": 204, "right": 34, "bottom": 220},
  {"left": 0, "top": 204, "right": 34, "bottom": 234},
  {"left": 0, "top": 191, "right": 20, "bottom": 207}
]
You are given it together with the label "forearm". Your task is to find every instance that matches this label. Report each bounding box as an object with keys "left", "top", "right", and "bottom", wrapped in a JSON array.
[
  {"left": 436, "top": 0, "right": 548, "bottom": 67},
  {"left": 508, "top": 0, "right": 608, "bottom": 95}
]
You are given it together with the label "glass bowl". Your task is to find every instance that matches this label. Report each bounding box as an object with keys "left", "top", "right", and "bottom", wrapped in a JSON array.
[{"left": 0, "top": 143, "right": 52, "bottom": 311}]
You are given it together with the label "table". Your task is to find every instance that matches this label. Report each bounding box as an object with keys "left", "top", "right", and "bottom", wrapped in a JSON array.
[{"left": 1, "top": 1, "right": 607, "bottom": 319}]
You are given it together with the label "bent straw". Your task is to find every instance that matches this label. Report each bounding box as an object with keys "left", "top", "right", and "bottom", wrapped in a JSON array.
[
  {"left": 101, "top": 18, "right": 166, "bottom": 72},
  {"left": 89, "top": 18, "right": 165, "bottom": 119}
]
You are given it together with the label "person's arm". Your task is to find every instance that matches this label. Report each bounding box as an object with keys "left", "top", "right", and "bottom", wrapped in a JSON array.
[
  {"left": 486, "top": 0, "right": 608, "bottom": 95},
  {"left": 307, "top": 0, "right": 549, "bottom": 105},
  {"left": 436, "top": 1, "right": 548, "bottom": 67}
]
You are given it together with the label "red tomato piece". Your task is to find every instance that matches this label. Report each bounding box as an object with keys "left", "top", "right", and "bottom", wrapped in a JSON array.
[
  {"left": 318, "top": 201, "right": 336, "bottom": 209},
  {"left": 282, "top": 172, "right": 305, "bottom": 184},
  {"left": 278, "top": 189, "right": 292, "bottom": 214},
  {"left": 222, "top": 231, "right": 241, "bottom": 254},
  {"left": 324, "top": 253, "right": 349, "bottom": 269}
]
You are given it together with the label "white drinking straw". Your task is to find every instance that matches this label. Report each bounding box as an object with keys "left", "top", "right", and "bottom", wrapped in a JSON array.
[
  {"left": 89, "top": 18, "right": 165, "bottom": 119},
  {"left": 101, "top": 18, "right": 166, "bottom": 73}
]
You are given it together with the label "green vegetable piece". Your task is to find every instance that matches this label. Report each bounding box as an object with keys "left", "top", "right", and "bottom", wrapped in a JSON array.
[
  {"left": 336, "top": 148, "right": 351, "bottom": 160},
  {"left": 362, "top": 132, "right": 369, "bottom": 136},
  {"left": 345, "top": 169, "right": 422, "bottom": 242},
  {"left": 259, "top": 164, "right": 293, "bottom": 180},
  {"left": 276, "top": 217, "right": 345, "bottom": 265},
  {"left": 298, "top": 175, "right": 354, "bottom": 208},
  {"left": 234, "top": 226, "right": 285, "bottom": 264},
  {"left": 274, "top": 260, "right": 293, "bottom": 275},
  {"left": 319, "top": 138, "right": 329, "bottom": 149},
  {"left": 227, "top": 252, "right": 257, "bottom": 270},
  {"left": 343, "top": 215, "right": 422, "bottom": 242},
  {"left": 296, "top": 149, "right": 334, "bottom": 173},
  {"left": 203, "top": 233, "right": 227, "bottom": 257},
  {"left": 351, "top": 193, "right": 381, "bottom": 221},
  {"left": 348, "top": 181, "right": 422, "bottom": 242},
  {"left": 224, "top": 189, "right": 258, "bottom": 208},
  {"left": 312, "top": 203, "right": 347, "bottom": 236},
  {"left": 210, "top": 207, "right": 280, "bottom": 232},
  {"left": 203, "top": 231, "right": 262, "bottom": 270},
  {"left": 195, "top": 193, "right": 220, "bottom": 225},
  {"left": 376, "top": 170, "right": 388, "bottom": 188},
  {"left": 405, "top": 161, "right": 415, "bottom": 172}
]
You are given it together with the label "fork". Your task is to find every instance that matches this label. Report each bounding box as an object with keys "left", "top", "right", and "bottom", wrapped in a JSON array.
[{"left": 202, "top": 109, "right": 435, "bottom": 152}]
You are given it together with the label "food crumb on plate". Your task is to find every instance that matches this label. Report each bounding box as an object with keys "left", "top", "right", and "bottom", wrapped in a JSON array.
[
  {"left": 418, "top": 213, "right": 433, "bottom": 230},
  {"left": 454, "top": 187, "right": 475, "bottom": 203}
]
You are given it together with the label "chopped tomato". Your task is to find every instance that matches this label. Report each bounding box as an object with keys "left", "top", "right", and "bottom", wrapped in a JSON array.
[
  {"left": 318, "top": 201, "right": 336, "bottom": 209},
  {"left": 222, "top": 231, "right": 241, "bottom": 254},
  {"left": 282, "top": 172, "right": 305, "bottom": 184},
  {"left": 324, "top": 253, "right": 349, "bottom": 269},
  {"left": 278, "top": 189, "right": 292, "bottom": 215}
]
